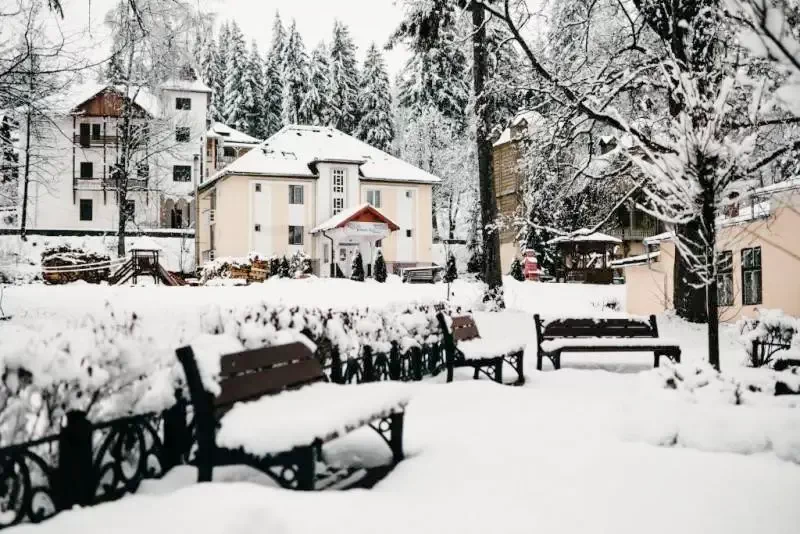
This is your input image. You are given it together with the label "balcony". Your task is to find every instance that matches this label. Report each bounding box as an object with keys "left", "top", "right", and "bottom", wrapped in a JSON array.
[
  {"left": 73, "top": 134, "right": 120, "bottom": 147},
  {"left": 607, "top": 225, "right": 664, "bottom": 241}
]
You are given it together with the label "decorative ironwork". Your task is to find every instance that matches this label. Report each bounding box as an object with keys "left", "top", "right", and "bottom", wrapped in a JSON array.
[
  {"left": 92, "top": 413, "right": 166, "bottom": 503},
  {"left": 0, "top": 438, "right": 59, "bottom": 528}
]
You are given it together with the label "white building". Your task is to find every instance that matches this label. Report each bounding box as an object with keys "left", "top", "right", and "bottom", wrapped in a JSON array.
[
  {"left": 20, "top": 75, "right": 211, "bottom": 232},
  {"left": 197, "top": 125, "right": 440, "bottom": 277}
]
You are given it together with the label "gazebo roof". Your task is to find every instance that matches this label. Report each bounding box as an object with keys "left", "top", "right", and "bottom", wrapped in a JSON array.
[
  {"left": 546, "top": 228, "right": 622, "bottom": 245},
  {"left": 129, "top": 236, "right": 163, "bottom": 251}
]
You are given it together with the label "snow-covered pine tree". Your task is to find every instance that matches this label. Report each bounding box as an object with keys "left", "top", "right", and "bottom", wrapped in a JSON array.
[
  {"left": 355, "top": 43, "right": 394, "bottom": 151},
  {"left": 269, "top": 256, "right": 280, "bottom": 277},
  {"left": 373, "top": 249, "right": 387, "bottom": 282},
  {"left": 222, "top": 21, "right": 249, "bottom": 132},
  {"left": 351, "top": 251, "right": 365, "bottom": 281},
  {"left": 281, "top": 20, "right": 309, "bottom": 125},
  {"left": 444, "top": 253, "right": 458, "bottom": 283},
  {"left": 300, "top": 42, "right": 331, "bottom": 125},
  {"left": 328, "top": 20, "right": 360, "bottom": 133},
  {"left": 200, "top": 37, "right": 223, "bottom": 121},
  {"left": 243, "top": 40, "right": 267, "bottom": 137},
  {"left": 214, "top": 22, "right": 231, "bottom": 120},
  {"left": 279, "top": 256, "right": 291, "bottom": 278},
  {"left": 263, "top": 12, "right": 287, "bottom": 137},
  {"left": 509, "top": 258, "right": 524, "bottom": 282},
  {"left": 105, "top": 51, "right": 125, "bottom": 84}
]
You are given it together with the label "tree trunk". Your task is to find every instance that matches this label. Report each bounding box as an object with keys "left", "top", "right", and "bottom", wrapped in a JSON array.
[
  {"left": 20, "top": 105, "right": 32, "bottom": 241},
  {"left": 472, "top": 2, "right": 503, "bottom": 307},
  {"left": 672, "top": 219, "right": 708, "bottom": 323},
  {"left": 700, "top": 166, "right": 720, "bottom": 371}
]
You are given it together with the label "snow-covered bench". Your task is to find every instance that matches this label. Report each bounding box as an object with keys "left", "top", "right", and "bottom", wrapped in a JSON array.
[
  {"left": 176, "top": 340, "right": 410, "bottom": 490},
  {"left": 533, "top": 314, "right": 681, "bottom": 370},
  {"left": 436, "top": 313, "right": 525, "bottom": 385}
]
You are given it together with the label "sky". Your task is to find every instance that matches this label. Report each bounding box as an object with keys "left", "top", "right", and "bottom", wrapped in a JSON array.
[{"left": 56, "top": 0, "right": 410, "bottom": 78}]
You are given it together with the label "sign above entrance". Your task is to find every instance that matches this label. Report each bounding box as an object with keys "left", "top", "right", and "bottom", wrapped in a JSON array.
[{"left": 344, "top": 222, "right": 389, "bottom": 237}]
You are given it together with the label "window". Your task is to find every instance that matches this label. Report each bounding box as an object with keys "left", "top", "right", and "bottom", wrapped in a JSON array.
[
  {"left": 79, "top": 199, "right": 92, "bottom": 221},
  {"left": 332, "top": 169, "right": 345, "bottom": 193},
  {"left": 136, "top": 163, "right": 149, "bottom": 179},
  {"left": 80, "top": 162, "right": 93, "bottom": 179},
  {"left": 223, "top": 146, "right": 235, "bottom": 157},
  {"left": 124, "top": 200, "right": 135, "bottom": 219},
  {"left": 375, "top": 239, "right": 382, "bottom": 248},
  {"left": 289, "top": 185, "right": 304, "bottom": 204},
  {"left": 175, "top": 97, "right": 192, "bottom": 110},
  {"left": 78, "top": 123, "right": 90, "bottom": 147},
  {"left": 406, "top": 229, "right": 413, "bottom": 238},
  {"left": 91, "top": 124, "right": 101, "bottom": 140},
  {"left": 171, "top": 207, "right": 183, "bottom": 229},
  {"left": 405, "top": 190, "right": 413, "bottom": 198},
  {"left": 254, "top": 224, "right": 261, "bottom": 232},
  {"left": 173, "top": 165, "right": 191, "bottom": 182},
  {"left": 255, "top": 183, "right": 261, "bottom": 192},
  {"left": 742, "top": 247, "right": 762, "bottom": 305},
  {"left": 288, "top": 225, "right": 304, "bottom": 245},
  {"left": 333, "top": 198, "right": 344, "bottom": 215},
  {"left": 717, "top": 251, "right": 734, "bottom": 307},
  {"left": 366, "top": 190, "right": 381, "bottom": 208},
  {"left": 339, "top": 248, "right": 347, "bottom": 262},
  {"left": 175, "top": 127, "right": 191, "bottom": 142}
]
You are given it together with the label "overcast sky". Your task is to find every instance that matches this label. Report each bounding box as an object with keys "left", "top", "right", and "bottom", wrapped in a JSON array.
[{"left": 58, "top": 0, "right": 410, "bottom": 78}]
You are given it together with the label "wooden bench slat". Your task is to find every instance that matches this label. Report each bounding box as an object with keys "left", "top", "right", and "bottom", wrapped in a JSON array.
[
  {"left": 216, "top": 358, "right": 324, "bottom": 407},
  {"left": 453, "top": 324, "right": 480, "bottom": 342},
  {"left": 451, "top": 316, "right": 474, "bottom": 328},
  {"left": 220, "top": 342, "right": 315, "bottom": 376}
]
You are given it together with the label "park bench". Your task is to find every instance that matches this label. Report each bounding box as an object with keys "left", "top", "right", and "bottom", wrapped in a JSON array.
[
  {"left": 176, "top": 339, "right": 410, "bottom": 490},
  {"left": 436, "top": 313, "right": 525, "bottom": 385},
  {"left": 402, "top": 266, "right": 442, "bottom": 284},
  {"left": 533, "top": 314, "right": 681, "bottom": 370}
]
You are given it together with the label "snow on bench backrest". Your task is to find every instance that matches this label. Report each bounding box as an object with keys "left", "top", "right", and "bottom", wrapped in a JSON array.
[{"left": 535, "top": 314, "right": 658, "bottom": 339}]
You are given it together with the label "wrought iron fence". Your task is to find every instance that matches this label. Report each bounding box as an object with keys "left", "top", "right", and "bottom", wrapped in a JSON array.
[{"left": 0, "top": 343, "right": 445, "bottom": 529}]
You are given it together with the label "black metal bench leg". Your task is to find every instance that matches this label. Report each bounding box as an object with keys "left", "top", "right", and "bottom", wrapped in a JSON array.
[
  {"left": 447, "top": 362, "right": 455, "bottom": 383},
  {"left": 296, "top": 446, "right": 317, "bottom": 491},
  {"left": 494, "top": 358, "right": 503, "bottom": 384},
  {"left": 536, "top": 353, "right": 543, "bottom": 371},
  {"left": 654, "top": 352, "right": 661, "bottom": 368},
  {"left": 512, "top": 352, "right": 524, "bottom": 385},
  {"left": 473, "top": 366, "right": 480, "bottom": 380},
  {"left": 389, "top": 412, "right": 405, "bottom": 463}
]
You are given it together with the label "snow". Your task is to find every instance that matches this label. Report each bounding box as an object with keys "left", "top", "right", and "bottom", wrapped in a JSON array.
[
  {"left": 203, "top": 124, "right": 440, "bottom": 191},
  {"left": 206, "top": 121, "right": 260, "bottom": 145},
  {"left": 610, "top": 251, "right": 660, "bottom": 268},
  {"left": 540, "top": 337, "right": 680, "bottom": 351},
  {"left": 160, "top": 78, "right": 213, "bottom": 94},
  {"left": 546, "top": 228, "right": 622, "bottom": 245},
  {"left": 217, "top": 382, "right": 411, "bottom": 456}
]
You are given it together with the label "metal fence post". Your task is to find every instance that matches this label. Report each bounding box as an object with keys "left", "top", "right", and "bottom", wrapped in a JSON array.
[
  {"left": 411, "top": 347, "right": 423, "bottom": 381},
  {"left": 330, "top": 347, "right": 343, "bottom": 384},
  {"left": 57, "top": 411, "right": 94, "bottom": 509},
  {"left": 163, "top": 392, "right": 189, "bottom": 470},
  {"left": 389, "top": 342, "right": 401, "bottom": 380},
  {"left": 363, "top": 346, "right": 375, "bottom": 383}
]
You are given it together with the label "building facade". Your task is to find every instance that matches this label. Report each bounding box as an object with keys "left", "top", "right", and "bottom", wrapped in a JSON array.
[
  {"left": 19, "top": 78, "right": 210, "bottom": 233},
  {"left": 197, "top": 125, "right": 438, "bottom": 277},
  {"left": 620, "top": 180, "right": 800, "bottom": 322}
]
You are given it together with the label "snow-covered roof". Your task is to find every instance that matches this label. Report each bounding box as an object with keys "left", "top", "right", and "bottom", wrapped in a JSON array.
[
  {"left": 643, "top": 231, "right": 674, "bottom": 245},
  {"left": 493, "top": 111, "right": 544, "bottom": 147},
  {"left": 201, "top": 125, "right": 441, "bottom": 190},
  {"left": 310, "top": 203, "right": 400, "bottom": 233},
  {"left": 206, "top": 122, "right": 261, "bottom": 146},
  {"left": 609, "top": 251, "right": 660, "bottom": 268},
  {"left": 547, "top": 228, "right": 622, "bottom": 245},
  {"left": 40, "top": 82, "right": 162, "bottom": 117},
  {"left": 129, "top": 236, "right": 163, "bottom": 251},
  {"left": 160, "top": 78, "right": 213, "bottom": 94}
]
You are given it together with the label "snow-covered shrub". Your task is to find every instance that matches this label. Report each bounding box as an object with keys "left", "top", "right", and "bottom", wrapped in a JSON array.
[
  {"left": 41, "top": 246, "right": 111, "bottom": 285},
  {"left": 740, "top": 309, "right": 798, "bottom": 368},
  {"left": 591, "top": 296, "right": 621, "bottom": 312},
  {"left": 444, "top": 253, "right": 458, "bottom": 283},
  {"left": 199, "top": 253, "right": 270, "bottom": 284},
  {"left": 277, "top": 257, "right": 290, "bottom": 278},
  {"left": 509, "top": 258, "right": 524, "bottom": 281},
  {"left": 351, "top": 251, "right": 365, "bottom": 282},
  {"left": 289, "top": 251, "right": 313, "bottom": 277},
  {"left": 0, "top": 307, "right": 177, "bottom": 444},
  {"left": 373, "top": 249, "right": 387, "bottom": 282}
]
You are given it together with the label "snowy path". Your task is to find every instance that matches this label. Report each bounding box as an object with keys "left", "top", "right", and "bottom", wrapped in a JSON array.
[{"left": 15, "top": 378, "right": 800, "bottom": 534}]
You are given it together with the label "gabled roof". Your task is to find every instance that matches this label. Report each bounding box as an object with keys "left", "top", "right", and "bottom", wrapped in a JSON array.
[
  {"left": 206, "top": 122, "right": 261, "bottom": 146},
  {"left": 201, "top": 125, "right": 441, "bottom": 191},
  {"left": 42, "top": 82, "right": 162, "bottom": 117},
  {"left": 160, "top": 78, "right": 213, "bottom": 94},
  {"left": 310, "top": 203, "right": 400, "bottom": 233}
]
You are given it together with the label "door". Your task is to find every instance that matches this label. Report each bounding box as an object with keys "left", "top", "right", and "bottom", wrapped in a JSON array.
[
  {"left": 336, "top": 244, "right": 357, "bottom": 278},
  {"left": 79, "top": 123, "right": 91, "bottom": 147},
  {"left": 251, "top": 181, "right": 271, "bottom": 256}
]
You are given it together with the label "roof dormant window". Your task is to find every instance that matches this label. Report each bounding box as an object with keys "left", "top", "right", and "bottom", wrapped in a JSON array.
[{"left": 366, "top": 189, "right": 381, "bottom": 208}]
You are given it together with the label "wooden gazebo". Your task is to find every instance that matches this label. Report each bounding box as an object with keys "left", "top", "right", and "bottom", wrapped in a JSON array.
[{"left": 547, "top": 229, "right": 621, "bottom": 284}]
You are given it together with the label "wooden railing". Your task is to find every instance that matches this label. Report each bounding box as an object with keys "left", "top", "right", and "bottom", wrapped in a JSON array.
[{"left": 73, "top": 134, "right": 119, "bottom": 147}]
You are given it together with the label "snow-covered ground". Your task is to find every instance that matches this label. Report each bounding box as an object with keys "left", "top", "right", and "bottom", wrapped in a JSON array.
[{"left": 3, "top": 277, "right": 800, "bottom": 533}]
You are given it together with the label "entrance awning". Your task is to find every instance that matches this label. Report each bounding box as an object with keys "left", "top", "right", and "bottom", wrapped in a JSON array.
[{"left": 310, "top": 203, "right": 400, "bottom": 235}]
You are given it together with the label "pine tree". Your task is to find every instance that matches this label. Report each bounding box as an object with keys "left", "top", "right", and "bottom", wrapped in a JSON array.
[
  {"left": 281, "top": 20, "right": 309, "bottom": 125},
  {"left": 200, "top": 37, "right": 223, "bottom": 121},
  {"left": 374, "top": 249, "right": 387, "bottom": 282},
  {"left": 444, "top": 253, "right": 458, "bottom": 283},
  {"left": 263, "top": 12, "right": 287, "bottom": 137},
  {"left": 222, "top": 21, "right": 248, "bottom": 132},
  {"left": 243, "top": 40, "right": 266, "bottom": 137},
  {"left": 351, "top": 251, "right": 365, "bottom": 281},
  {"left": 279, "top": 257, "right": 291, "bottom": 278},
  {"left": 300, "top": 42, "right": 331, "bottom": 125},
  {"left": 466, "top": 232, "right": 484, "bottom": 281},
  {"left": 105, "top": 51, "right": 125, "bottom": 84},
  {"left": 509, "top": 258, "right": 524, "bottom": 281},
  {"left": 269, "top": 256, "right": 280, "bottom": 277},
  {"left": 215, "top": 22, "right": 232, "bottom": 120},
  {"left": 328, "top": 20, "right": 360, "bottom": 133},
  {"left": 355, "top": 43, "right": 394, "bottom": 151}
]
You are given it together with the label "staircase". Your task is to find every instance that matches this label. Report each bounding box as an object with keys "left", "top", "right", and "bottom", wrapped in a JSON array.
[{"left": 108, "top": 259, "right": 134, "bottom": 285}]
